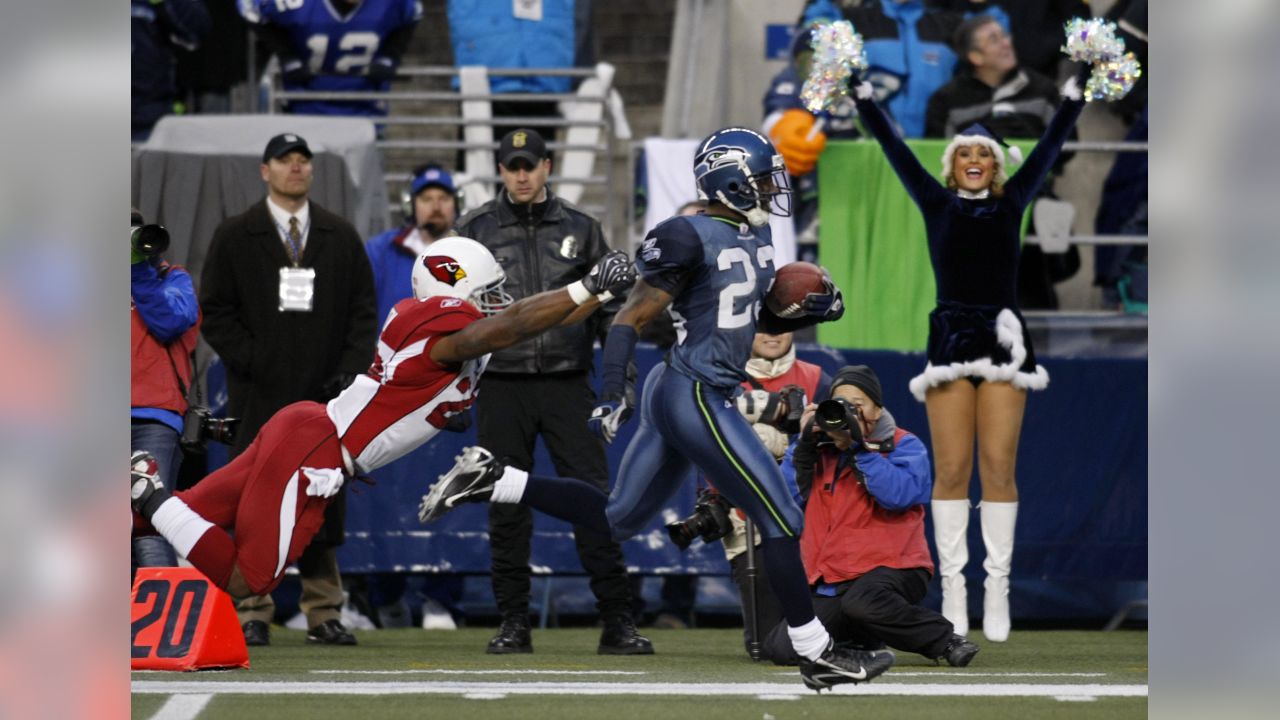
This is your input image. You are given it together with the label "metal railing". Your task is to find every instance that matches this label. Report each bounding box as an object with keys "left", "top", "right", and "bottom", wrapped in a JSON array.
[{"left": 261, "top": 63, "right": 627, "bottom": 230}]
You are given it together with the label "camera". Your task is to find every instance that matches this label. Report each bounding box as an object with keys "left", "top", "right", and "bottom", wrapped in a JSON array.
[
  {"left": 775, "top": 384, "right": 807, "bottom": 434},
  {"left": 815, "top": 397, "right": 859, "bottom": 431},
  {"left": 131, "top": 224, "right": 170, "bottom": 257},
  {"left": 180, "top": 406, "right": 241, "bottom": 451},
  {"left": 666, "top": 490, "right": 734, "bottom": 550}
]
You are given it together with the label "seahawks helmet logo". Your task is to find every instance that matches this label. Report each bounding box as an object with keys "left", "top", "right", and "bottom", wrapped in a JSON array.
[{"left": 425, "top": 255, "right": 467, "bottom": 285}]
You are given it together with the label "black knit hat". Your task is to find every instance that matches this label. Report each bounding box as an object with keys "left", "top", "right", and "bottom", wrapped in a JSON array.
[{"left": 831, "top": 365, "right": 883, "bottom": 408}]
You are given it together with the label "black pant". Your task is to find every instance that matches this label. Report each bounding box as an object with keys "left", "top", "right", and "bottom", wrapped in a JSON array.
[
  {"left": 477, "top": 372, "right": 633, "bottom": 619},
  {"left": 761, "top": 567, "right": 954, "bottom": 664},
  {"left": 729, "top": 543, "right": 784, "bottom": 656}
]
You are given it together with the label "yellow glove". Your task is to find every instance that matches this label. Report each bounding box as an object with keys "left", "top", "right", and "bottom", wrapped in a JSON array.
[{"left": 769, "top": 109, "right": 827, "bottom": 176}]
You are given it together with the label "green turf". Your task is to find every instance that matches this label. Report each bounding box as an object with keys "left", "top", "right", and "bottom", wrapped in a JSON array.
[{"left": 132, "top": 627, "right": 1147, "bottom": 719}]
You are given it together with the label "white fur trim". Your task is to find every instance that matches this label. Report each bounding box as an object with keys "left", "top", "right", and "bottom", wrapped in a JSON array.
[
  {"left": 909, "top": 308, "right": 1050, "bottom": 401},
  {"left": 941, "top": 134, "right": 1017, "bottom": 186}
]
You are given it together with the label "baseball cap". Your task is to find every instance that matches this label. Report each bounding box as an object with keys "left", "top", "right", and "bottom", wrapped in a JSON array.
[
  {"left": 498, "top": 129, "right": 548, "bottom": 168},
  {"left": 262, "top": 133, "right": 313, "bottom": 163},
  {"left": 410, "top": 165, "right": 457, "bottom": 197}
]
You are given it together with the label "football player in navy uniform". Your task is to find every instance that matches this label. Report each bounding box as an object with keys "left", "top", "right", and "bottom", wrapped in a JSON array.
[
  {"left": 421, "top": 129, "right": 896, "bottom": 691},
  {"left": 241, "top": 0, "right": 423, "bottom": 116}
]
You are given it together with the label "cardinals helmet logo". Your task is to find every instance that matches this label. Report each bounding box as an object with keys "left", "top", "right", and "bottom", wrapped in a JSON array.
[{"left": 425, "top": 255, "right": 467, "bottom": 286}]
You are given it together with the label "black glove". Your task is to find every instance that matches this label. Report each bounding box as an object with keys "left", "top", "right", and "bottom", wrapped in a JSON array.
[
  {"left": 281, "top": 57, "right": 313, "bottom": 85},
  {"left": 322, "top": 373, "right": 357, "bottom": 401},
  {"left": 802, "top": 276, "right": 845, "bottom": 322},
  {"left": 366, "top": 57, "right": 398, "bottom": 83},
  {"left": 583, "top": 250, "right": 637, "bottom": 298}
]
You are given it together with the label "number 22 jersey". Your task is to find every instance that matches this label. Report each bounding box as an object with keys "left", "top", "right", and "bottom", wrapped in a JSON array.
[{"left": 637, "top": 214, "right": 776, "bottom": 389}]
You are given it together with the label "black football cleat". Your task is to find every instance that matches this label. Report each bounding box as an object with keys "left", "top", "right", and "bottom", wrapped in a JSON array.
[
  {"left": 418, "top": 446, "right": 502, "bottom": 523},
  {"left": 241, "top": 620, "right": 271, "bottom": 647},
  {"left": 130, "top": 451, "right": 170, "bottom": 519},
  {"left": 799, "top": 641, "right": 895, "bottom": 692}
]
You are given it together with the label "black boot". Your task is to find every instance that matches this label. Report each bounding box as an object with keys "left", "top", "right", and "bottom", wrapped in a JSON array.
[
  {"left": 598, "top": 614, "right": 654, "bottom": 655},
  {"left": 486, "top": 614, "right": 532, "bottom": 654}
]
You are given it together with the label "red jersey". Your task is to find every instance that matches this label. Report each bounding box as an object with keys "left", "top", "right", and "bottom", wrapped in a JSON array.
[{"left": 327, "top": 296, "right": 487, "bottom": 473}]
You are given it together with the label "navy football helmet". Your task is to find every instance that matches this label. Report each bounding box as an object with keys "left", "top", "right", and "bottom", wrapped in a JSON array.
[{"left": 693, "top": 127, "right": 792, "bottom": 227}]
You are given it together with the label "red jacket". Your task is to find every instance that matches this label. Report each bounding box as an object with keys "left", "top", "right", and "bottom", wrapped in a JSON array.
[
  {"left": 740, "top": 357, "right": 824, "bottom": 400},
  {"left": 130, "top": 298, "right": 199, "bottom": 415},
  {"left": 800, "top": 427, "right": 935, "bottom": 584}
]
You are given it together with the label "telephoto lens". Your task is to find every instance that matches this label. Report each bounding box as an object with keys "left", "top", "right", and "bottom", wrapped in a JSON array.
[
  {"left": 131, "top": 224, "right": 170, "bottom": 256},
  {"left": 815, "top": 398, "right": 854, "bottom": 431}
]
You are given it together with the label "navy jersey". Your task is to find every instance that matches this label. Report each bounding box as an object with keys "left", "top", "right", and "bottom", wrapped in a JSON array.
[
  {"left": 242, "top": 0, "right": 422, "bottom": 116},
  {"left": 637, "top": 215, "right": 776, "bottom": 389}
]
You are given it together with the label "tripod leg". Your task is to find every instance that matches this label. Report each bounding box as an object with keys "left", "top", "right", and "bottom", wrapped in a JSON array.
[{"left": 744, "top": 517, "right": 761, "bottom": 661}]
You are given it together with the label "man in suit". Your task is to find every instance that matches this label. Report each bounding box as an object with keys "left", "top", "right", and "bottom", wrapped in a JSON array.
[{"left": 199, "top": 133, "right": 377, "bottom": 647}]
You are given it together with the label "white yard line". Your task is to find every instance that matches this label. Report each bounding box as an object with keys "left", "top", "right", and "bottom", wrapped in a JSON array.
[
  {"left": 133, "top": 680, "right": 1147, "bottom": 698},
  {"left": 771, "top": 671, "right": 1111, "bottom": 678},
  {"left": 148, "top": 693, "right": 212, "bottom": 720},
  {"left": 309, "top": 669, "right": 648, "bottom": 676}
]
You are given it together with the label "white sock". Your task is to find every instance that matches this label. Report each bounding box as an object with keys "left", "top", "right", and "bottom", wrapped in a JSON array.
[
  {"left": 788, "top": 617, "right": 831, "bottom": 661},
  {"left": 490, "top": 465, "right": 529, "bottom": 504},
  {"left": 149, "top": 497, "right": 214, "bottom": 557}
]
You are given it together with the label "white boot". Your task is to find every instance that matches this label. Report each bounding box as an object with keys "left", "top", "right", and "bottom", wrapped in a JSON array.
[
  {"left": 981, "top": 501, "right": 1018, "bottom": 642},
  {"left": 932, "top": 499, "right": 971, "bottom": 637}
]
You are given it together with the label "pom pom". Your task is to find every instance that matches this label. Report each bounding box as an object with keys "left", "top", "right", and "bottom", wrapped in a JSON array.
[
  {"left": 1061, "top": 18, "right": 1126, "bottom": 64},
  {"left": 1085, "top": 51, "right": 1143, "bottom": 102},
  {"left": 800, "top": 20, "right": 868, "bottom": 114}
]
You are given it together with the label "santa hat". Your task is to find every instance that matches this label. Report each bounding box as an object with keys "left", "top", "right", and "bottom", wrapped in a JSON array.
[{"left": 940, "top": 123, "right": 1023, "bottom": 185}]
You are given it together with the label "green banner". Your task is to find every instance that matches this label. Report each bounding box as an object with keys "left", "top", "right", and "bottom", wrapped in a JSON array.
[{"left": 815, "top": 138, "right": 1034, "bottom": 351}]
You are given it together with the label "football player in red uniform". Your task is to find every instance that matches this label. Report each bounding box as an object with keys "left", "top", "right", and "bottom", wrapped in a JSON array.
[{"left": 131, "top": 237, "right": 635, "bottom": 599}]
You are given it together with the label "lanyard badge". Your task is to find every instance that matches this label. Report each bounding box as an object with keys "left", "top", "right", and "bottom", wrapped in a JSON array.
[{"left": 279, "top": 267, "right": 316, "bottom": 312}]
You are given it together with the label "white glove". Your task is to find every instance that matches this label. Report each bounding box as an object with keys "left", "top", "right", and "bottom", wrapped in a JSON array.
[
  {"left": 1060, "top": 73, "right": 1083, "bottom": 102},
  {"left": 752, "top": 423, "right": 790, "bottom": 461},
  {"left": 303, "top": 467, "right": 345, "bottom": 498},
  {"left": 735, "top": 389, "right": 776, "bottom": 423},
  {"left": 855, "top": 80, "right": 874, "bottom": 100}
]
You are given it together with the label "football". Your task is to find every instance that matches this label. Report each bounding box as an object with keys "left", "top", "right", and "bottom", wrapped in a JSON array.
[{"left": 765, "top": 262, "right": 828, "bottom": 318}]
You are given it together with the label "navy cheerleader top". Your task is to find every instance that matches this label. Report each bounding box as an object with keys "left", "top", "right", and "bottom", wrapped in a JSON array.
[{"left": 853, "top": 94, "right": 1085, "bottom": 309}]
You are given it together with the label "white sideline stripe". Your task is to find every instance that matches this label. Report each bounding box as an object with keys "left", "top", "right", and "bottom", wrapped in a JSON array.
[
  {"left": 310, "top": 669, "right": 649, "bottom": 676},
  {"left": 150, "top": 693, "right": 212, "bottom": 720},
  {"left": 771, "top": 671, "right": 1110, "bottom": 678},
  {"left": 133, "top": 681, "right": 1147, "bottom": 698}
]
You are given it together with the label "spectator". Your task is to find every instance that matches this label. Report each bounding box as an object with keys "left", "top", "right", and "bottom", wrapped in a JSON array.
[
  {"left": 241, "top": 0, "right": 423, "bottom": 117},
  {"left": 759, "top": 365, "right": 979, "bottom": 667},
  {"left": 446, "top": 0, "right": 595, "bottom": 160},
  {"left": 722, "top": 331, "right": 829, "bottom": 655},
  {"left": 1094, "top": 104, "right": 1148, "bottom": 310},
  {"left": 362, "top": 162, "right": 464, "bottom": 630},
  {"left": 928, "top": 1, "right": 1089, "bottom": 81},
  {"left": 367, "top": 164, "right": 460, "bottom": 322},
  {"left": 853, "top": 65, "right": 1088, "bottom": 641},
  {"left": 199, "top": 133, "right": 378, "bottom": 647},
  {"left": 801, "top": 0, "right": 964, "bottom": 138},
  {"left": 453, "top": 129, "right": 651, "bottom": 656},
  {"left": 130, "top": 209, "right": 200, "bottom": 569},
  {"left": 131, "top": 0, "right": 210, "bottom": 141},
  {"left": 926, "top": 14, "right": 1079, "bottom": 309},
  {"left": 762, "top": 25, "right": 863, "bottom": 251}
]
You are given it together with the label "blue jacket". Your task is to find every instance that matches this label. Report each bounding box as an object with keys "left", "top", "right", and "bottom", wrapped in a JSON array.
[
  {"left": 447, "top": 0, "right": 586, "bottom": 93},
  {"left": 365, "top": 225, "right": 418, "bottom": 327}
]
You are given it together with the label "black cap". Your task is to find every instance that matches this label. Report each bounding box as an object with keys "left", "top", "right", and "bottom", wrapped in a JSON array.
[
  {"left": 262, "top": 133, "right": 313, "bottom": 163},
  {"left": 498, "top": 128, "right": 548, "bottom": 167},
  {"left": 831, "top": 365, "right": 884, "bottom": 408}
]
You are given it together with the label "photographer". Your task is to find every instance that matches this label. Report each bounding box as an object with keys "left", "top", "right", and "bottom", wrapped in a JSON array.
[
  {"left": 130, "top": 209, "right": 199, "bottom": 568},
  {"left": 721, "top": 331, "right": 828, "bottom": 653},
  {"left": 761, "top": 365, "right": 979, "bottom": 667}
]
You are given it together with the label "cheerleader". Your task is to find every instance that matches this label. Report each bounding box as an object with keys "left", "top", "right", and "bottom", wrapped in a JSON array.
[{"left": 851, "top": 67, "right": 1087, "bottom": 641}]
